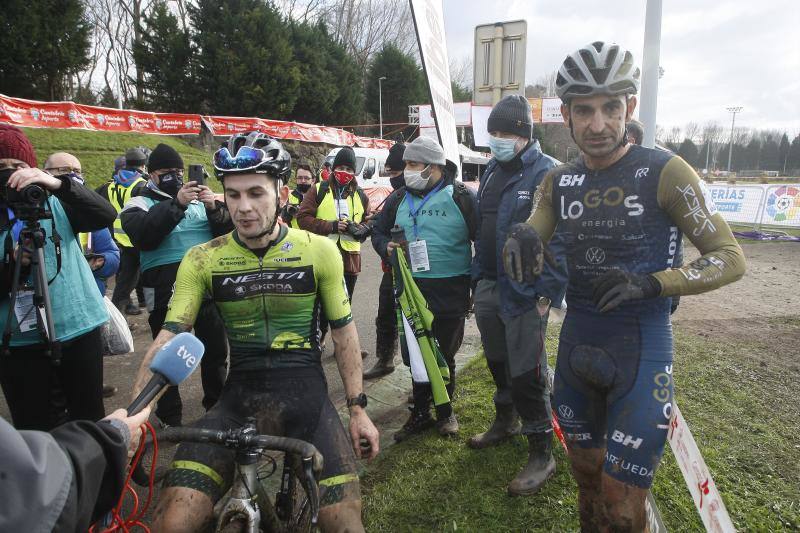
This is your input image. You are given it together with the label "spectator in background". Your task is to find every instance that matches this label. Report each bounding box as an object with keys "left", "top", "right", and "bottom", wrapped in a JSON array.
[
  {"left": 370, "top": 137, "right": 477, "bottom": 440},
  {"left": 97, "top": 148, "right": 148, "bottom": 316},
  {"left": 297, "top": 146, "right": 371, "bottom": 357},
  {"left": 320, "top": 160, "right": 332, "bottom": 181},
  {"left": 121, "top": 143, "right": 231, "bottom": 427},
  {"left": 0, "top": 125, "right": 116, "bottom": 431},
  {"left": 282, "top": 161, "right": 315, "bottom": 229},
  {"left": 469, "top": 95, "right": 567, "bottom": 496},
  {"left": 364, "top": 142, "right": 406, "bottom": 380},
  {"left": 626, "top": 118, "right": 644, "bottom": 146},
  {"left": 44, "top": 152, "right": 120, "bottom": 295}
]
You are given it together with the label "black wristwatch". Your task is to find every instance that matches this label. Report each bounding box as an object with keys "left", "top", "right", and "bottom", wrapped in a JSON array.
[{"left": 346, "top": 393, "right": 368, "bottom": 409}]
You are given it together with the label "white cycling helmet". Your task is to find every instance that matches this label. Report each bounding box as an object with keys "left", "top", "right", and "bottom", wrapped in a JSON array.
[{"left": 555, "top": 42, "right": 640, "bottom": 102}]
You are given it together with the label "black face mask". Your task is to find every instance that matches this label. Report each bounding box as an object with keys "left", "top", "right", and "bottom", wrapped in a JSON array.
[
  {"left": 390, "top": 173, "right": 405, "bottom": 190},
  {"left": 158, "top": 172, "right": 184, "bottom": 197},
  {"left": 296, "top": 183, "right": 311, "bottom": 194}
]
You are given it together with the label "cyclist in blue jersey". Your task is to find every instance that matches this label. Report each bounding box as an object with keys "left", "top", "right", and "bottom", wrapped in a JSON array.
[{"left": 503, "top": 42, "right": 745, "bottom": 530}]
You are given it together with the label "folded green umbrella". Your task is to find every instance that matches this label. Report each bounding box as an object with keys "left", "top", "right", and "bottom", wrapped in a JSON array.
[{"left": 392, "top": 247, "right": 451, "bottom": 407}]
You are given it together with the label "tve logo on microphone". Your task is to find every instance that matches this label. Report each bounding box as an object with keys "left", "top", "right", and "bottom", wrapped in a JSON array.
[
  {"left": 150, "top": 332, "right": 206, "bottom": 385},
  {"left": 177, "top": 343, "right": 198, "bottom": 368}
]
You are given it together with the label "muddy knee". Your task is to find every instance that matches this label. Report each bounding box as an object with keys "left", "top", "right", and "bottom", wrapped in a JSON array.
[{"left": 318, "top": 499, "right": 364, "bottom": 533}]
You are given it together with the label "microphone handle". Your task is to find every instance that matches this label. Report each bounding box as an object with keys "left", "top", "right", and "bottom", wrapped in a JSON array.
[{"left": 127, "top": 373, "right": 169, "bottom": 416}]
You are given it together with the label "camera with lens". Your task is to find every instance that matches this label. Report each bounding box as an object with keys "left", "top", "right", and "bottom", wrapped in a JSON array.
[
  {"left": 0, "top": 172, "right": 50, "bottom": 221},
  {"left": 346, "top": 220, "right": 372, "bottom": 241},
  {"left": 281, "top": 203, "right": 299, "bottom": 222}
]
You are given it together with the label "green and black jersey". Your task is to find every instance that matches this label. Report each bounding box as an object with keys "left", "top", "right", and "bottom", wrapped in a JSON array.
[{"left": 164, "top": 226, "right": 352, "bottom": 372}]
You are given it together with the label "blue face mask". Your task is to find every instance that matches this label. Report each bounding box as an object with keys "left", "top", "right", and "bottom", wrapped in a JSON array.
[{"left": 488, "top": 135, "right": 519, "bottom": 162}]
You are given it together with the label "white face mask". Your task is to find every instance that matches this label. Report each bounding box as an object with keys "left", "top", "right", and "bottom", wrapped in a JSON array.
[{"left": 404, "top": 165, "right": 432, "bottom": 190}]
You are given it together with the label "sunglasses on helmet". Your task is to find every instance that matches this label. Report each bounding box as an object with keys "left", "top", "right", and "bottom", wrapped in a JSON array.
[{"left": 213, "top": 146, "right": 270, "bottom": 174}]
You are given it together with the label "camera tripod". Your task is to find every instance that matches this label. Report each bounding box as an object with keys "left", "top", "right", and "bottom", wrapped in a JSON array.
[{"left": 2, "top": 218, "right": 61, "bottom": 364}]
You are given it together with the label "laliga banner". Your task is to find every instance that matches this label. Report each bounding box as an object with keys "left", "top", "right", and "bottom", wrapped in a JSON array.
[
  {"left": 0, "top": 93, "right": 394, "bottom": 149},
  {"left": 0, "top": 94, "right": 201, "bottom": 134},
  {"left": 409, "top": 0, "right": 461, "bottom": 176}
]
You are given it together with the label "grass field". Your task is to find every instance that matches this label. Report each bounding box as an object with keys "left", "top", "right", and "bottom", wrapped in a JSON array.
[
  {"left": 20, "top": 127, "right": 214, "bottom": 190},
  {"left": 361, "top": 318, "right": 800, "bottom": 532}
]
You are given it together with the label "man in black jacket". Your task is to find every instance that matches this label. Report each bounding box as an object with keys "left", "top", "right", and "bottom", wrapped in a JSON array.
[
  {"left": 120, "top": 144, "right": 232, "bottom": 427},
  {"left": 0, "top": 407, "right": 150, "bottom": 532},
  {"left": 363, "top": 142, "right": 406, "bottom": 379}
]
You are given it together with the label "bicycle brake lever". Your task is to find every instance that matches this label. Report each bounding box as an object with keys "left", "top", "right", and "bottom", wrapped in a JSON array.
[{"left": 301, "top": 457, "right": 321, "bottom": 525}]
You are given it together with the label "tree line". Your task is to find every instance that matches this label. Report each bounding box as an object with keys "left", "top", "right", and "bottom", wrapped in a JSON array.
[{"left": 0, "top": 0, "right": 475, "bottom": 136}]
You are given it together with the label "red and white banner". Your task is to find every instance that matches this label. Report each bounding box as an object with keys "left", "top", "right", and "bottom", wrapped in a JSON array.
[
  {"left": 0, "top": 94, "right": 202, "bottom": 135},
  {"left": 0, "top": 94, "right": 394, "bottom": 149},
  {"left": 668, "top": 403, "right": 736, "bottom": 532}
]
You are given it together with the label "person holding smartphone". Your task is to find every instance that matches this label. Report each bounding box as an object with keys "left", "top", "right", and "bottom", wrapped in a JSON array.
[{"left": 120, "top": 144, "right": 232, "bottom": 427}]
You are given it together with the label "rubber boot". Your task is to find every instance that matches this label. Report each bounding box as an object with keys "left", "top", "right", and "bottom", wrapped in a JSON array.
[
  {"left": 363, "top": 337, "right": 397, "bottom": 380},
  {"left": 467, "top": 403, "right": 521, "bottom": 449},
  {"left": 507, "top": 432, "right": 556, "bottom": 496}
]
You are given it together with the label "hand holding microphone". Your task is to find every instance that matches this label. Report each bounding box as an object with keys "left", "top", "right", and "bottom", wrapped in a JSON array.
[{"left": 127, "top": 332, "right": 206, "bottom": 416}]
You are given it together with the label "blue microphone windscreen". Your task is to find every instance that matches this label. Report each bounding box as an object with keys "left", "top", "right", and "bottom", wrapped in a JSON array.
[{"left": 149, "top": 332, "right": 206, "bottom": 386}]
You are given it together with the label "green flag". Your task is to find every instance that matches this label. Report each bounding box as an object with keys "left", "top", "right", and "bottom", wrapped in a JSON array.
[{"left": 393, "top": 248, "right": 451, "bottom": 407}]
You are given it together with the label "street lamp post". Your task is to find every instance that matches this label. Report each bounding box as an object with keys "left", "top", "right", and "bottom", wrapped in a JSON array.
[
  {"left": 378, "top": 76, "right": 387, "bottom": 138},
  {"left": 726, "top": 106, "right": 742, "bottom": 172}
]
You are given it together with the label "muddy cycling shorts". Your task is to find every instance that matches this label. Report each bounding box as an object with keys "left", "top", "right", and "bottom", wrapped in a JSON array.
[
  {"left": 163, "top": 367, "right": 359, "bottom": 507},
  {"left": 553, "top": 310, "right": 674, "bottom": 489}
]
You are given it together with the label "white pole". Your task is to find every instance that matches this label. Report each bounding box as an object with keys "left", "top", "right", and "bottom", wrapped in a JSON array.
[
  {"left": 378, "top": 76, "right": 387, "bottom": 138},
  {"left": 726, "top": 106, "right": 742, "bottom": 172},
  {"left": 640, "top": 0, "right": 662, "bottom": 148}
]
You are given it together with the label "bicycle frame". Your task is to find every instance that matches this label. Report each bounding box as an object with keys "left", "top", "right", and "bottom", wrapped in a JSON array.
[{"left": 215, "top": 449, "right": 262, "bottom": 532}]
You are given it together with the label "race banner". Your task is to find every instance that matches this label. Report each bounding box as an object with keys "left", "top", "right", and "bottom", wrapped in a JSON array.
[
  {"left": 0, "top": 93, "right": 393, "bottom": 148},
  {"left": 761, "top": 185, "right": 800, "bottom": 226},
  {"left": 0, "top": 94, "right": 201, "bottom": 134},
  {"left": 409, "top": 0, "right": 461, "bottom": 175},
  {"left": 528, "top": 97, "right": 543, "bottom": 123},
  {"left": 706, "top": 183, "right": 800, "bottom": 227}
]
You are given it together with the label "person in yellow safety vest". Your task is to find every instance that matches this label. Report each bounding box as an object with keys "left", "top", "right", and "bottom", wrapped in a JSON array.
[
  {"left": 96, "top": 148, "right": 148, "bottom": 316},
  {"left": 297, "top": 146, "right": 372, "bottom": 357},
  {"left": 281, "top": 161, "right": 315, "bottom": 229}
]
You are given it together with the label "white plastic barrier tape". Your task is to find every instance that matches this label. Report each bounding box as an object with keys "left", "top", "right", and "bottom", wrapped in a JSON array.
[{"left": 668, "top": 403, "right": 736, "bottom": 532}]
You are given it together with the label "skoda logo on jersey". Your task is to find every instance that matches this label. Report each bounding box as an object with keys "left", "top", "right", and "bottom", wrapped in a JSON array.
[
  {"left": 558, "top": 405, "right": 574, "bottom": 420},
  {"left": 234, "top": 286, "right": 245, "bottom": 296},
  {"left": 585, "top": 247, "right": 606, "bottom": 265}
]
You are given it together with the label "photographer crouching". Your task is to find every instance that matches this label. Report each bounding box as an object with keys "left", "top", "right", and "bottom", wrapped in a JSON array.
[{"left": 0, "top": 125, "right": 116, "bottom": 431}]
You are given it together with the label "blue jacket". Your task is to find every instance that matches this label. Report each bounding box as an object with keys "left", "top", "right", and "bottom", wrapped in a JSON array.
[
  {"left": 86, "top": 228, "right": 119, "bottom": 295},
  {"left": 473, "top": 141, "right": 568, "bottom": 316}
]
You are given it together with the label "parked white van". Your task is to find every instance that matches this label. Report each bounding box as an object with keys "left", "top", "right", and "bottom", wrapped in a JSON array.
[{"left": 324, "top": 147, "right": 391, "bottom": 188}]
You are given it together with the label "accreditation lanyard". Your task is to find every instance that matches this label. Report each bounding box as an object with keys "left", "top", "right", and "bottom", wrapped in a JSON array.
[{"left": 405, "top": 182, "right": 443, "bottom": 240}]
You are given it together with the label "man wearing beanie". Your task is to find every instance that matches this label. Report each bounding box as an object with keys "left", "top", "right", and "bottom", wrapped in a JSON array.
[
  {"left": 121, "top": 143, "right": 232, "bottom": 427},
  {"left": 0, "top": 125, "right": 117, "bottom": 430},
  {"left": 469, "top": 95, "right": 568, "bottom": 495},
  {"left": 363, "top": 142, "right": 407, "bottom": 379},
  {"left": 297, "top": 145, "right": 371, "bottom": 356},
  {"left": 97, "top": 147, "right": 149, "bottom": 316},
  {"left": 370, "top": 136, "right": 478, "bottom": 440}
]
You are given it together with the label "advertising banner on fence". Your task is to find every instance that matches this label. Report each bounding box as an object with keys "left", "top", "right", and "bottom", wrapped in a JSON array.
[
  {"left": 707, "top": 182, "right": 800, "bottom": 228},
  {"left": 0, "top": 94, "right": 202, "bottom": 135},
  {"left": 409, "top": 0, "right": 461, "bottom": 176},
  {"left": 0, "top": 93, "right": 394, "bottom": 149}
]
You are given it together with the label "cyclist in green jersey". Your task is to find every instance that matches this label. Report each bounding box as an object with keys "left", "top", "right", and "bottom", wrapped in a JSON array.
[{"left": 131, "top": 132, "right": 380, "bottom": 533}]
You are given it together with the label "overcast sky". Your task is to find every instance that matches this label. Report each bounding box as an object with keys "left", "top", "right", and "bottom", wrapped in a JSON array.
[{"left": 442, "top": 0, "right": 800, "bottom": 136}]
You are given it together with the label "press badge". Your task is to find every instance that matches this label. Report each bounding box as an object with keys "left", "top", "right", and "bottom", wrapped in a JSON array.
[
  {"left": 408, "top": 240, "right": 430, "bottom": 273},
  {"left": 335, "top": 199, "right": 350, "bottom": 219},
  {"left": 14, "top": 289, "right": 38, "bottom": 332}
]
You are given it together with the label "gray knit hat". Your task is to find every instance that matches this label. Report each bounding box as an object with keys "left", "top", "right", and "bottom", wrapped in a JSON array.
[
  {"left": 402, "top": 136, "right": 446, "bottom": 166},
  {"left": 487, "top": 95, "right": 533, "bottom": 138}
]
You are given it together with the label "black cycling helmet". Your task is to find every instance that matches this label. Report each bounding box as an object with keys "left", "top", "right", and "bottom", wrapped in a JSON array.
[
  {"left": 214, "top": 131, "right": 291, "bottom": 181},
  {"left": 555, "top": 41, "right": 640, "bottom": 103}
]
